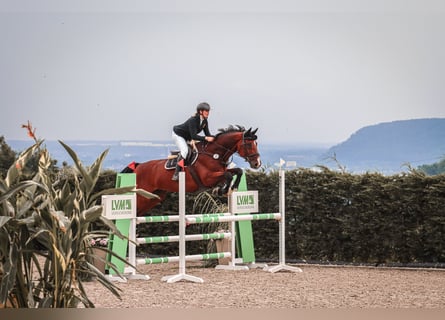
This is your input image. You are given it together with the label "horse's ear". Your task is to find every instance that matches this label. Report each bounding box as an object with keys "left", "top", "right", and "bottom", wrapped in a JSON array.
[{"left": 244, "top": 127, "right": 258, "bottom": 140}]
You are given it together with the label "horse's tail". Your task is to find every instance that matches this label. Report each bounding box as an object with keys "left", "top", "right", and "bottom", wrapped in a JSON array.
[{"left": 121, "top": 161, "right": 139, "bottom": 173}]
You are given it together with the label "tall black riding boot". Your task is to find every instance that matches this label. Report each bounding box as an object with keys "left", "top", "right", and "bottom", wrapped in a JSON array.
[{"left": 171, "top": 155, "right": 183, "bottom": 181}]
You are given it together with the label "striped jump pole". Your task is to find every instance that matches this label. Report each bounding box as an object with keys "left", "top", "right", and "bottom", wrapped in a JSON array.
[
  {"left": 137, "top": 232, "right": 231, "bottom": 244},
  {"left": 186, "top": 213, "right": 281, "bottom": 224},
  {"left": 137, "top": 252, "right": 231, "bottom": 265},
  {"left": 187, "top": 212, "right": 282, "bottom": 271},
  {"left": 136, "top": 212, "right": 228, "bottom": 224}
]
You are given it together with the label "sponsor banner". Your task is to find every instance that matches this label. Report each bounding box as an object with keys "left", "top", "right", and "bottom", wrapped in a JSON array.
[
  {"left": 230, "top": 191, "right": 259, "bottom": 214},
  {"left": 102, "top": 194, "right": 136, "bottom": 219}
]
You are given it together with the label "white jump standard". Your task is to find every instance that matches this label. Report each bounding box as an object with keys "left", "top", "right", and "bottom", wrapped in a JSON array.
[
  {"left": 161, "top": 172, "right": 206, "bottom": 283},
  {"left": 263, "top": 170, "right": 302, "bottom": 273}
]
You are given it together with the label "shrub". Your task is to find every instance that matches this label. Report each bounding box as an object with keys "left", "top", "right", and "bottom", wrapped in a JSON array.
[{"left": 0, "top": 124, "right": 141, "bottom": 308}]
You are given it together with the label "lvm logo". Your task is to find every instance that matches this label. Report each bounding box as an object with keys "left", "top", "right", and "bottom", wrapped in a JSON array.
[
  {"left": 236, "top": 194, "right": 255, "bottom": 206},
  {"left": 112, "top": 199, "right": 132, "bottom": 211}
]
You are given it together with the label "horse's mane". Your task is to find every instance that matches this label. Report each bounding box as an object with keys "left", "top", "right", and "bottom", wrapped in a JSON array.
[
  {"left": 216, "top": 125, "right": 246, "bottom": 137},
  {"left": 215, "top": 125, "right": 258, "bottom": 140}
]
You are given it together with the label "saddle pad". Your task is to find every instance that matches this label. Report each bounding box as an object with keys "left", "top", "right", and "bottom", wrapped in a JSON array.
[
  {"left": 164, "top": 151, "right": 199, "bottom": 170},
  {"left": 164, "top": 157, "right": 177, "bottom": 170}
]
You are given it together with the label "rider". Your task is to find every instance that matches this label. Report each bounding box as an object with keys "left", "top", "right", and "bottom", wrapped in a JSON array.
[{"left": 171, "top": 102, "right": 215, "bottom": 180}]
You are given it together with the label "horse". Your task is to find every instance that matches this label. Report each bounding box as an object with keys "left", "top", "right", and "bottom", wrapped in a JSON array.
[{"left": 122, "top": 125, "right": 261, "bottom": 216}]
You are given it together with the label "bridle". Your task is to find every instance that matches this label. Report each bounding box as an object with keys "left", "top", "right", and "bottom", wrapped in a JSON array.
[
  {"left": 240, "top": 136, "right": 260, "bottom": 164},
  {"left": 198, "top": 132, "right": 259, "bottom": 166}
]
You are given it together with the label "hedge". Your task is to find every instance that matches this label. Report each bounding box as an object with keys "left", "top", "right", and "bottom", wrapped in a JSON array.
[{"left": 133, "top": 168, "right": 445, "bottom": 265}]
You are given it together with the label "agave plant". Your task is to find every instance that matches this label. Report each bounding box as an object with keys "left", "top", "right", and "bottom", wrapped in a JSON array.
[{"left": 0, "top": 126, "right": 158, "bottom": 308}]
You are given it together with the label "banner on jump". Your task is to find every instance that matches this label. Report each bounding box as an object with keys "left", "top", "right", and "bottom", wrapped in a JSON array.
[
  {"left": 229, "top": 191, "right": 259, "bottom": 214},
  {"left": 102, "top": 194, "right": 136, "bottom": 219}
]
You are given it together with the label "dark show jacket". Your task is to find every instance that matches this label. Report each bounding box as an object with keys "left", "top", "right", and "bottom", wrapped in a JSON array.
[{"left": 173, "top": 114, "right": 212, "bottom": 142}]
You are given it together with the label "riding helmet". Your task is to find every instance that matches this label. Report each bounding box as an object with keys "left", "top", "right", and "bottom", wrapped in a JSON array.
[{"left": 196, "top": 102, "right": 211, "bottom": 112}]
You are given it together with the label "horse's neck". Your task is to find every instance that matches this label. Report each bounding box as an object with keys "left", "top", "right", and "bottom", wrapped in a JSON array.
[{"left": 211, "top": 134, "right": 241, "bottom": 156}]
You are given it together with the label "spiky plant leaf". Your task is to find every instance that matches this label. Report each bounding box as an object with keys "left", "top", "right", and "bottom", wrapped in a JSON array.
[
  {"left": 57, "top": 140, "right": 93, "bottom": 191},
  {"left": 0, "top": 180, "right": 45, "bottom": 203},
  {"left": 134, "top": 188, "right": 160, "bottom": 200},
  {"left": 0, "top": 243, "right": 18, "bottom": 305},
  {"left": 0, "top": 216, "right": 11, "bottom": 228},
  {"left": 5, "top": 141, "right": 42, "bottom": 187}
]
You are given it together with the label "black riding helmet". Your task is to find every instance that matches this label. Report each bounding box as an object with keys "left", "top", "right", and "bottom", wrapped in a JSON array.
[{"left": 196, "top": 102, "right": 211, "bottom": 112}]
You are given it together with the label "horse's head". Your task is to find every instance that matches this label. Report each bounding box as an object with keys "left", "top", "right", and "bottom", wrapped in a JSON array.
[
  {"left": 238, "top": 127, "right": 261, "bottom": 169},
  {"left": 213, "top": 125, "right": 261, "bottom": 169}
]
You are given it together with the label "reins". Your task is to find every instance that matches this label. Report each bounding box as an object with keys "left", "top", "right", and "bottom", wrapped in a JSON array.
[
  {"left": 197, "top": 142, "right": 235, "bottom": 166},
  {"left": 198, "top": 132, "right": 258, "bottom": 166}
]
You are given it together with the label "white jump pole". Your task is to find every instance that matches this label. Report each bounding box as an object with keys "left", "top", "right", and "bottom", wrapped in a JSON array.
[
  {"left": 161, "top": 171, "right": 204, "bottom": 283},
  {"left": 264, "top": 169, "right": 303, "bottom": 273}
]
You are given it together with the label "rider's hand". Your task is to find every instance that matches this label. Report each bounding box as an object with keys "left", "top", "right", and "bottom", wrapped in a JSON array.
[{"left": 205, "top": 136, "right": 215, "bottom": 142}]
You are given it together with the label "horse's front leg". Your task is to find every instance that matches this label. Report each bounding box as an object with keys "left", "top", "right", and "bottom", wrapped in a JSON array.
[
  {"left": 212, "top": 168, "right": 244, "bottom": 196},
  {"left": 212, "top": 171, "right": 234, "bottom": 196},
  {"left": 228, "top": 168, "right": 243, "bottom": 191},
  {"left": 221, "top": 171, "right": 235, "bottom": 195}
]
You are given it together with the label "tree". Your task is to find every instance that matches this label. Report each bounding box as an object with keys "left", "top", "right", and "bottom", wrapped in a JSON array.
[
  {"left": 418, "top": 156, "right": 445, "bottom": 175},
  {"left": 0, "top": 136, "right": 16, "bottom": 179}
]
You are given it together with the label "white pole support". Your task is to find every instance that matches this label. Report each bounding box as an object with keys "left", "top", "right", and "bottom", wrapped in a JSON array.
[
  {"left": 215, "top": 189, "right": 249, "bottom": 270},
  {"left": 161, "top": 171, "right": 204, "bottom": 283},
  {"left": 264, "top": 169, "right": 303, "bottom": 273},
  {"left": 215, "top": 217, "right": 249, "bottom": 271}
]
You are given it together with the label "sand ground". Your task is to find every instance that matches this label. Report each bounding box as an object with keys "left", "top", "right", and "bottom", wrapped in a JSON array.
[{"left": 83, "top": 262, "right": 445, "bottom": 308}]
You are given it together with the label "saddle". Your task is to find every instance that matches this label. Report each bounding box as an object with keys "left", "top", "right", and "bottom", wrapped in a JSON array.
[{"left": 164, "top": 146, "right": 198, "bottom": 170}]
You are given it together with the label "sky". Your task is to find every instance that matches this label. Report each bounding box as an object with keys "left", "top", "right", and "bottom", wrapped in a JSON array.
[{"left": 1, "top": 0, "right": 445, "bottom": 145}]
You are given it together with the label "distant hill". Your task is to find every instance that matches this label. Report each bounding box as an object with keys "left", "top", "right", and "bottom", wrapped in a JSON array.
[{"left": 321, "top": 118, "right": 445, "bottom": 174}]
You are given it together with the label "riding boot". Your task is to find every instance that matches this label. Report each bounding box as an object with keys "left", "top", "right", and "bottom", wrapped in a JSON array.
[{"left": 171, "top": 155, "right": 183, "bottom": 181}]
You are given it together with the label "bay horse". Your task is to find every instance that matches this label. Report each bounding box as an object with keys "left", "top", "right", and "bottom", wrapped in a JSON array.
[{"left": 122, "top": 125, "right": 261, "bottom": 216}]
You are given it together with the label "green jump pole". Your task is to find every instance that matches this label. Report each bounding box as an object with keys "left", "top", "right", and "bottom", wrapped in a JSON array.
[
  {"left": 107, "top": 173, "right": 136, "bottom": 275},
  {"left": 235, "top": 173, "right": 256, "bottom": 264}
]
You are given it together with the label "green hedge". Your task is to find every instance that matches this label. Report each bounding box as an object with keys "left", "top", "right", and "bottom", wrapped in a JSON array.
[
  {"left": 248, "top": 168, "right": 445, "bottom": 264},
  {"left": 133, "top": 169, "right": 445, "bottom": 265}
]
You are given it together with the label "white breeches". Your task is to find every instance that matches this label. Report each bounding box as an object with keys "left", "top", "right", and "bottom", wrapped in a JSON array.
[{"left": 172, "top": 131, "right": 188, "bottom": 159}]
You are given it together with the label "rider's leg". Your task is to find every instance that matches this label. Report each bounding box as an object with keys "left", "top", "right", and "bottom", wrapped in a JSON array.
[
  {"left": 171, "top": 154, "right": 184, "bottom": 181},
  {"left": 171, "top": 132, "right": 188, "bottom": 181}
]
